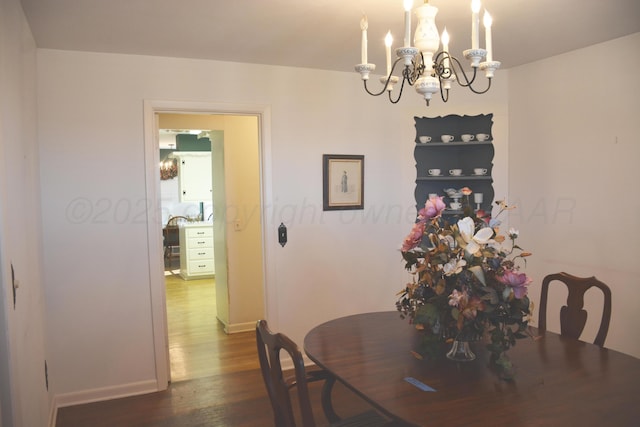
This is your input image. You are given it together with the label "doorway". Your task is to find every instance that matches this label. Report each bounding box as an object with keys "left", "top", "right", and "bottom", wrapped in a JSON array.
[
  {"left": 143, "top": 101, "right": 273, "bottom": 389},
  {"left": 158, "top": 124, "right": 216, "bottom": 381}
]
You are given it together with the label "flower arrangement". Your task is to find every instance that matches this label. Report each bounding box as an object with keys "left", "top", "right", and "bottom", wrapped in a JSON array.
[{"left": 396, "top": 190, "right": 532, "bottom": 378}]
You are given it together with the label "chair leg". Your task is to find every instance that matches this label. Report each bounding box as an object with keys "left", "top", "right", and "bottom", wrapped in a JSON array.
[{"left": 321, "top": 375, "right": 340, "bottom": 423}]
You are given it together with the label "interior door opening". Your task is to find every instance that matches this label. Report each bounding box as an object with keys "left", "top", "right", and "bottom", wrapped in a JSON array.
[
  {"left": 153, "top": 112, "right": 266, "bottom": 383},
  {"left": 159, "top": 125, "right": 216, "bottom": 381}
]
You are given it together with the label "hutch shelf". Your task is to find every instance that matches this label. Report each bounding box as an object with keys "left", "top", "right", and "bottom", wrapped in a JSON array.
[{"left": 414, "top": 114, "right": 495, "bottom": 217}]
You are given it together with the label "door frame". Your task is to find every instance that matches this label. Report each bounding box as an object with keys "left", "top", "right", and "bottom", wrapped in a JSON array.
[{"left": 142, "top": 100, "right": 275, "bottom": 389}]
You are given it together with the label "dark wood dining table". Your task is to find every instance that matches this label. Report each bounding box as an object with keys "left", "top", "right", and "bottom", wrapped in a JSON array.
[{"left": 303, "top": 311, "right": 640, "bottom": 427}]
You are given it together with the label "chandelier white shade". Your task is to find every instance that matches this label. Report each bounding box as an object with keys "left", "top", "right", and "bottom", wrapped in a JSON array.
[{"left": 355, "top": 0, "right": 500, "bottom": 106}]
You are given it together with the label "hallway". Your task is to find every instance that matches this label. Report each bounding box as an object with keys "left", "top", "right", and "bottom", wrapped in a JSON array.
[{"left": 165, "top": 272, "right": 259, "bottom": 382}]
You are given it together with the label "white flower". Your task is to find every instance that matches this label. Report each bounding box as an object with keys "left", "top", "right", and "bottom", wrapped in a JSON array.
[
  {"left": 508, "top": 227, "right": 519, "bottom": 238},
  {"left": 443, "top": 258, "right": 466, "bottom": 276},
  {"left": 488, "top": 239, "right": 506, "bottom": 253},
  {"left": 457, "top": 217, "right": 494, "bottom": 255},
  {"left": 440, "top": 234, "right": 455, "bottom": 249}
]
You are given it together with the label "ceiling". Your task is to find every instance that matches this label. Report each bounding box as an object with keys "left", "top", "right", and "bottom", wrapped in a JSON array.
[
  {"left": 19, "top": 0, "right": 640, "bottom": 73},
  {"left": 159, "top": 129, "right": 216, "bottom": 149}
]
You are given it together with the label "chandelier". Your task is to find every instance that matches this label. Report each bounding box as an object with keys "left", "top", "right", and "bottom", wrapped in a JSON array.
[
  {"left": 355, "top": 0, "right": 500, "bottom": 106},
  {"left": 160, "top": 157, "right": 178, "bottom": 180}
]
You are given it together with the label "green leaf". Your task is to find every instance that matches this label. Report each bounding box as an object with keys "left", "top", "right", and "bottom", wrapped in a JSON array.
[
  {"left": 481, "top": 286, "right": 499, "bottom": 304},
  {"left": 415, "top": 303, "right": 439, "bottom": 326}
]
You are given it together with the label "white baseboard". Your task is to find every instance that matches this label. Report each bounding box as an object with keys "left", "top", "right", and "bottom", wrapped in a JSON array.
[
  {"left": 54, "top": 379, "right": 159, "bottom": 409},
  {"left": 217, "top": 317, "right": 256, "bottom": 334},
  {"left": 49, "top": 335, "right": 314, "bottom": 425}
]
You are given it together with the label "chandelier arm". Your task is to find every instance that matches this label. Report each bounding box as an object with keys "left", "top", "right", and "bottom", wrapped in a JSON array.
[
  {"left": 402, "top": 66, "right": 411, "bottom": 84},
  {"left": 363, "top": 79, "right": 390, "bottom": 97},
  {"left": 403, "top": 66, "right": 415, "bottom": 85},
  {"left": 453, "top": 64, "right": 493, "bottom": 94},
  {"left": 440, "top": 85, "right": 450, "bottom": 103},
  {"left": 448, "top": 56, "right": 478, "bottom": 87},
  {"left": 388, "top": 75, "right": 408, "bottom": 104},
  {"left": 433, "top": 51, "right": 454, "bottom": 81},
  {"left": 407, "top": 53, "right": 426, "bottom": 85},
  {"left": 412, "top": 65, "right": 425, "bottom": 84},
  {"left": 447, "top": 57, "right": 494, "bottom": 94},
  {"left": 363, "top": 58, "right": 406, "bottom": 96},
  {"left": 468, "top": 76, "right": 492, "bottom": 95}
]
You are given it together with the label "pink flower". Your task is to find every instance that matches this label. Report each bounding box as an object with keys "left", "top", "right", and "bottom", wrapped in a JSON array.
[
  {"left": 476, "top": 209, "right": 491, "bottom": 224},
  {"left": 461, "top": 296, "right": 485, "bottom": 320},
  {"left": 448, "top": 289, "right": 467, "bottom": 307},
  {"left": 419, "top": 196, "right": 446, "bottom": 220},
  {"left": 461, "top": 187, "right": 472, "bottom": 196},
  {"left": 496, "top": 269, "right": 532, "bottom": 299},
  {"left": 401, "top": 220, "right": 426, "bottom": 252}
]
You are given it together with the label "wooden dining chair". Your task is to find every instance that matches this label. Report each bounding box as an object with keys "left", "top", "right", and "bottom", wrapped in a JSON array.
[
  {"left": 163, "top": 216, "right": 187, "bottom": 262},
  {"left": 538, "top": 272, "right": 612, "bottom": 347},
  {"left": 256, "top": 320, "right": 393, "bottom": 427}
]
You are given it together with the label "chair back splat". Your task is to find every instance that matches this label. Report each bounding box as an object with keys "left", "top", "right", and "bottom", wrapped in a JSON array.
[
  {"left": 256, "top": 319, "right": 315, "bottom": 427},
  {"left": 538, "top": 272, "right": 612, "bottom": 347}
]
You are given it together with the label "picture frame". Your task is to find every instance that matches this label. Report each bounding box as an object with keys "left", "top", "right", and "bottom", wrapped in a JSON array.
[{"left": 323, "top": 154, "right": 364, "bottom": 211}]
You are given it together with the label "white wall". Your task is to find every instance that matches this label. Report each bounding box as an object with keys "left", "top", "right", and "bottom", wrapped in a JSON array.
[
  {"left": 216, "top": 115, "right": 264, "bottom": 328},
  {"left": 36, "top": 48, "right": 508, "bottom": 403},
  {"left": 508, "top": 33, "right": 640, "bottom": 358},
  {"left": 0, "top": 0, "right": 50, "bottom": 425}
]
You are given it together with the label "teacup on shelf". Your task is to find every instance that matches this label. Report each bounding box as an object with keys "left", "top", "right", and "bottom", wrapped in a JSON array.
[
  {"left": 449, "top": 169, "right": 462, "bottom": 176},
  {"left": 428, "top": 169, "right": 441, "bottom": 176},
  {"left": 476, "top": 133, "right": 490, "bottom": 141},
  {"left": 473, "top": 168, "right": 487, "bottom": 175},
  {"left": 419, "top": 136, "right": 432, "bottom": 143},
  {"left": 441, "top": 134, "right": 454, "bottom": 143},
  {"left": 461, "top": 134, "right": 474, "bottom": 142},
  {"left": 449, "top": 202, "right": 462, "bottom": 210}
]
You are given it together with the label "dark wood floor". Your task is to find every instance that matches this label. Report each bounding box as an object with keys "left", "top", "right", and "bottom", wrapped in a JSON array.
[
  {"left": 55, "top": 259, "right": 371, "bottom": 426},
  {"left": 55, "top": 366, "right": 372, "bottom": 427}
]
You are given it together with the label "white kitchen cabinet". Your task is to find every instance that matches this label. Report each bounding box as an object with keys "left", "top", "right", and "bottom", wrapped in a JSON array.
[
  {"left": 171, "top": 151, "right": 212, "bottom": 202},
  {"left": 179, "top": 222, "right": 215, "bottom": 280}
]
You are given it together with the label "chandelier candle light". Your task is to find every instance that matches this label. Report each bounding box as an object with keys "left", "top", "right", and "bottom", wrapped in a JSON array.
[{"left": 355, "top": 0, "right": 500, "bottom": 106}]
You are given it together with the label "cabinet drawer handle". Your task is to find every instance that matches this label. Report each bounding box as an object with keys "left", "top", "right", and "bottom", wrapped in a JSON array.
[{"left": 198, "top": 252, "right": 206, "bottom": 255}]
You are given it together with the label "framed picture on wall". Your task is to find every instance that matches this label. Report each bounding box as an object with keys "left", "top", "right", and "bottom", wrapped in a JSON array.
[{"left": 323, "top": 154, "right": 364, "bottom": 211}]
